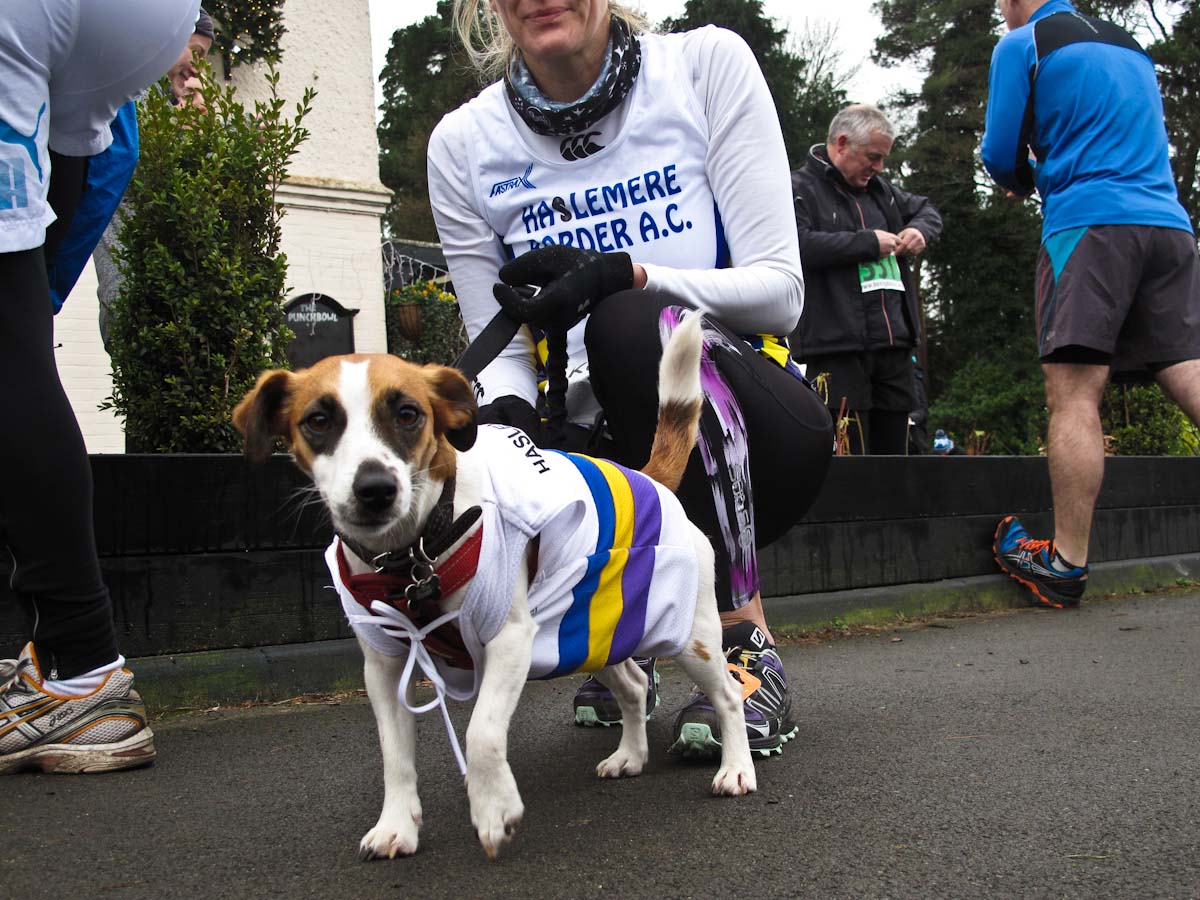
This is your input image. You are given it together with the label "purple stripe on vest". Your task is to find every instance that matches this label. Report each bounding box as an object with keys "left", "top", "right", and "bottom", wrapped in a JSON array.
[{"left": 607, "top": 466, "right": 662, "bottom": 664}]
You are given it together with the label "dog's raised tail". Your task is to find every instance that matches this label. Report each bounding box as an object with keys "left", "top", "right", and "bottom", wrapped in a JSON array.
[{"left": 641, "top": 313, "right": 704, "bottom": 493}]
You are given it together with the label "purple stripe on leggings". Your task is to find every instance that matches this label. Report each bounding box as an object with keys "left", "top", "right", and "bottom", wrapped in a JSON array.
[{"left": 658, "top": 306, "right": 759, "bottom": 608}]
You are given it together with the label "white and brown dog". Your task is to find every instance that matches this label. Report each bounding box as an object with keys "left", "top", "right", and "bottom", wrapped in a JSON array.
[{"left": 232, "top": 314, "right": 755, "bottom": 860}]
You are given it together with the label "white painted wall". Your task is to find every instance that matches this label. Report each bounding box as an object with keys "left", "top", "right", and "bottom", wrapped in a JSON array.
[
  {"left": 55, "top": 0, "right": 390, "bottom": 452},
  {"left": 229, "top": 0, "right": 382, "bottom": 189},
  {"left": 55, "top": 260, "right": 124, "bottom": 453}
]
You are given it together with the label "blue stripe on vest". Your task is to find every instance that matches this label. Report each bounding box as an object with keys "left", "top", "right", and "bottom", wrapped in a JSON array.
[{"left": 547, "top": 453, "right": 616, "bottom": 676}]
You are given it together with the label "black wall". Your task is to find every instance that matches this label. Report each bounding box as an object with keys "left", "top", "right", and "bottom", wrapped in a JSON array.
[
  {"left": 2, "top": 455, "right": 1197, "bottom": 657},
  {"left": 760, "top": 456, "right": 1200, "bottom": 596}
]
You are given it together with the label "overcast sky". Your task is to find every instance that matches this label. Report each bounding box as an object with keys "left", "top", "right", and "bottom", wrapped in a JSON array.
[{"left": 366, "top": 0, "right": 924, "bottom": 115}]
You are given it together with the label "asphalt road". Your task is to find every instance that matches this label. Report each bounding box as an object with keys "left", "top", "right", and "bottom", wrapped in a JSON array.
[{"left": 4, "top": 591, "right": 1199, "bottom": 900}]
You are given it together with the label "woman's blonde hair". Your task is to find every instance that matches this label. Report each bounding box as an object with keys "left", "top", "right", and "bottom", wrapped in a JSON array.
[{"left": 453, "top": 1, "right": 651, "bottom": 81}]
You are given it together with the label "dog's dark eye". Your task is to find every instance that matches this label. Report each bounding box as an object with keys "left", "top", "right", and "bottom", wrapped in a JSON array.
[
  {"left": 395, "top": 405, "right": 422, "bottom": 428},
  {"left": 304, "top": 411, "right": 331, "bottom": 433}
]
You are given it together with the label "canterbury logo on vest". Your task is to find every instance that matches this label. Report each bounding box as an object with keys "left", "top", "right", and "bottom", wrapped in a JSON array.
[{"left": 560, "top": 132, "right": 604, "bottom": 161}]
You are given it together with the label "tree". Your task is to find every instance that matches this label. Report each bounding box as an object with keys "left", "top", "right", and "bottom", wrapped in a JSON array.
[
  {"left": 103, "top": 65, "right": 313, "bottom": 452},
  {"left": 1150, "top": 1, "right": 1200, "bottom": 229},
  {"left": 791, "top": 18, "right": 861, "bottom": 121},
  {"left": 377, "top": 1, "right": 482, "bottom": 240},
  {"left": 873, "top": 0, "right": 1046, "bottom": 452},
  {"left": 663, "top": 0, "right": 848, "bottom": 164},
  {"left": 876, "top": 0, "right": 1200, "bottom": 455},
  {"left": 206, "top": 0, "right": 288, "bottom": 73}
]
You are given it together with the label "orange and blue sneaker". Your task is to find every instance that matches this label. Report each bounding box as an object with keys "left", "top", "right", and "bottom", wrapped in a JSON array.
[{"left": 993, "top": 515, "right": 1088, "bottom": 609}]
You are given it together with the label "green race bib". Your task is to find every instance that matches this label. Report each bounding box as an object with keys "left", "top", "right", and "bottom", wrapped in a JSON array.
[{"left": 859, "top": 255, "right": 904, "bottom": 292}]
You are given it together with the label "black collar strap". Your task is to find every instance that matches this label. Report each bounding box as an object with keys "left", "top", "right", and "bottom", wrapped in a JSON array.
[{"left": 338, "top": 475, "right": 480, "bottom": 577}]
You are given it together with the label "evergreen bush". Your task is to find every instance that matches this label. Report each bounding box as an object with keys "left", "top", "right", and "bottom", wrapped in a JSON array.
[
  {"left": 927, "top": 349, "right": 1047, "bottom": 456},
  {"left": 1102, "top": 383, "right": 1199, "bottom": 456},
  {"left": 103, "top": 64, "right": 313, "bottom": 452}
]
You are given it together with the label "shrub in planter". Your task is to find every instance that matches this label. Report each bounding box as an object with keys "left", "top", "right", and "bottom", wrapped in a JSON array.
[
  {"left": 1102, "top": 383, "right": 1199, "bottom": 456},
  {"left": 385, "top": 281, "right": 468, "bottom": 365},
  {"left": 103, "top": 65, "right": 313, "bottom": 452},
  {"left": 928, "top": 351, "right": 1048, "bottom": 455}
]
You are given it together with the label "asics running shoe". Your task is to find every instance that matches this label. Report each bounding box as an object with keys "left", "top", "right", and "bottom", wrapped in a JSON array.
[
  {"left": 670, "top": 622, "right": 797, "bottom": 759},
  {"left": 0, "top": 644, "right": 156, "bottom": 775},
  {"left": 573, "top": 656, "right": 660, "bottom": 726},
  {"left": 994, "top": 515, "right": 1088, "bottom": 609}
]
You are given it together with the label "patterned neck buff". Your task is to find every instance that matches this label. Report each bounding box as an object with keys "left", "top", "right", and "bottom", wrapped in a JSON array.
[{"left": 504, "top": 15, "right": 642, "bottom": 137}]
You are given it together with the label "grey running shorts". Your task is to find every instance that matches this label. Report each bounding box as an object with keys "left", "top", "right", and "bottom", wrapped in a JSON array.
[{"left": 1035, "top": 224, "right": 1200, "bottom": 372}]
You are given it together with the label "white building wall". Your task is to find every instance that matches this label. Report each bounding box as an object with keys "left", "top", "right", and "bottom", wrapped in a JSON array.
[
  {"left": 273, "top": 183, "right": 390, "bottom": 349},
  {"left": 55, "top": 0, "right": 389, "bottom": 452},
  {"left": 229, "top": 0, "right": 382, "bottom": 188},
  {"left": 55, "top": 260, "right": 124, "bottom": 454},
  {"left": 229, "top": 0, "right": 390, "bottom": 353}
]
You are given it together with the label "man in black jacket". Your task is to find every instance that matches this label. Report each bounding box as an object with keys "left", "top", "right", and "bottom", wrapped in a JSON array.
[{"left": 791, "top": 104, "right": 942, "bottom": 454}]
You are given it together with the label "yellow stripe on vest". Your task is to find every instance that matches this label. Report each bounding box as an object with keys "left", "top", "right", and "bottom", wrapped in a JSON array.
[{"left": 582, "top": 457, "right": 637, "bottom": 671}]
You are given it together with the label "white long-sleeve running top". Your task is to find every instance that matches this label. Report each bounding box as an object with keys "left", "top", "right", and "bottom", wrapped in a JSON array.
[{"left": 427, "top": 26, "right": 803, "bottom": 412}]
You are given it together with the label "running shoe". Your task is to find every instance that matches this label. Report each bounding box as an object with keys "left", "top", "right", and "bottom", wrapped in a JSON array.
[
  {"left": 0, "top": 643, "right": 156, "bottom": 775},
  {"left": 993, "top": 515, "right": 1088, "bottom": 609},
  {"left": 573, "top": 656, "right": 660, "bottom": 726},
  {"left": 669, "top": 622, "right": 797, "bottom": 759}
]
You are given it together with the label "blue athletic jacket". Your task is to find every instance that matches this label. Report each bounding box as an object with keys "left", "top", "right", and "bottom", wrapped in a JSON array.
[
  {"left": 981, "top": 0, "right": 1191, "bottom": 240},
  {"left": 46, "top": 101, "right": 139, "bottom": 313}
]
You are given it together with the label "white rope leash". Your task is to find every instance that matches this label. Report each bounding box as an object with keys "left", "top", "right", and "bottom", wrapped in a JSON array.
[{"left": 347, "top": 600, "right": 469, "bottom": 776}]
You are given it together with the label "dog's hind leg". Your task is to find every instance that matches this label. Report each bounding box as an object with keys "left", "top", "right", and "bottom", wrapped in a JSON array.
[
  {"left": 591, "top": 659, "right": 650, "bottom": 778},
  {"left": 467, "top": 589, "right": 536, "bottom": 860},
  {"left": 676, "top": 534, "right": 757, "bottom": 797},
  {"left": 359, "top": 643, "right": 423, "bottom": 859}
]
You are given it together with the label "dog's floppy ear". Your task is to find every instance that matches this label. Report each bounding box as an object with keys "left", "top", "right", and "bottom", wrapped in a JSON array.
[
  {"left": 426, "top": 365, "right": 478, "bottom": 452},
  {"left": 232, "top": 370, "right": 295, "bottom": 463}
]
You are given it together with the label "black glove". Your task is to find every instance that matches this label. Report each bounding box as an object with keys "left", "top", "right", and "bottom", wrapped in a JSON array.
[
  {"left": 477, "top": 394, "right": 541, "bottom": 437},
  {"left": 492, "top": 246, "right": 634, "bottom": 331}
]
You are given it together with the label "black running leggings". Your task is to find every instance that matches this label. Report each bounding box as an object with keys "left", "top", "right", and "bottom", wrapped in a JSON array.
[
  {"left": 841, "top": 408, "right": 910, "bottom": 456},
  {"left": 0, "top": 153, "right": 118, "bottom": 679},
  {"left": 583, "top": 290, "right": 833, "bottom": 612}
]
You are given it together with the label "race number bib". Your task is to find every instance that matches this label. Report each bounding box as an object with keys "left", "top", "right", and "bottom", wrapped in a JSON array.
[{"left": 859, "top": 255, "right": 905, "bottom": 292}]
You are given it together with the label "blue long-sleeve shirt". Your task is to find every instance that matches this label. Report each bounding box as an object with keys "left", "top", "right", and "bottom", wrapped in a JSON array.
[
  {"left": 46, "top": 101, "right": 139, "bottom": 313},
  {"left": 981, "top": 0, "right": 1191, "bottom": 240}
]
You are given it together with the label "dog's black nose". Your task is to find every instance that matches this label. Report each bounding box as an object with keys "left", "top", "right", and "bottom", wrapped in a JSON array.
[{"left": 353, "top": 464, "right": 398, "bottom": 512}]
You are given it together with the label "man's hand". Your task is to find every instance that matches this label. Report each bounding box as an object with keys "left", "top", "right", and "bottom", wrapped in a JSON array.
[
  {"left": 874, "top": 230, "right": 902, "bottom": 259},
  {"left": 895, "top": 227, "right": 927, "bottom": 258},
  {"left": 493, "top": 246, "right": 634, "bottom": 331}
]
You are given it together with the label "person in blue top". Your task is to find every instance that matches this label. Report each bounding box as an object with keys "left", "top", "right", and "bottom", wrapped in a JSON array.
[
  {"left": 1, "top": 0, "right": 202, "bottom": 776},
  {"left": 982, "top": 0, "right": 1200, "bottom": 609}
]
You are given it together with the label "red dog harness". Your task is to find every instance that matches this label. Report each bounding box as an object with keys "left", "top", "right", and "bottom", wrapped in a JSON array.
[{"left": 333, "top": 526, "right": 484, "bottom": 670}]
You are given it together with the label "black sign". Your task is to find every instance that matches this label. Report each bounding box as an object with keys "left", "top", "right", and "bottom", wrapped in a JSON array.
[{"left": 284, "top": 293, "right": 359, "bottom": 370}]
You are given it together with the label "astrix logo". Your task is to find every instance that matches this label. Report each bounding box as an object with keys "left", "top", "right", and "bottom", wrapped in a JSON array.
[
  {"left": 560, "top": 132, "right": 604, "bottom": 161},
  {"left": 490, "top": 163, "right": 536, "bottom": 198}
]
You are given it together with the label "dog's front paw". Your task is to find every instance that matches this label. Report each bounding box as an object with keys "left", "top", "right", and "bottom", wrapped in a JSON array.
[
  {"left": 468, "top": 767, "right": 524, "bottom": 859},
  {"left": 711, "top": 762, "right": 756, "bottom": 797},
  {"left": 596, "top": 746, "right": 647, "bottom": 779},
  {"left": 358, "top": 811, "right": 422, "bottom": 860}
]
